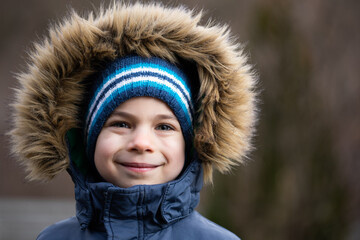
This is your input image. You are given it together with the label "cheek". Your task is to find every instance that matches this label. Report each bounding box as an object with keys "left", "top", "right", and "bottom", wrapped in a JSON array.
[
  {"left": 94, "top": 131, "right": 123, "bottom": 183},
  {"left": 163, "top": 135, "right": 186, "bottom": 167},
  {"left": 94, "top": 131, "right": 117, "bottom": 163}
]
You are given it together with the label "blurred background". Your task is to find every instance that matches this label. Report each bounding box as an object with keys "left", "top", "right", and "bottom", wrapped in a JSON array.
[{"left": 0, "top": 0, "right": 359, "bottom": 239}]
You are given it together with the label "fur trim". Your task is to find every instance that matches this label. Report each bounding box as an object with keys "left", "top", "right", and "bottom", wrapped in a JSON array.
[{"left": 10, "top": 2, "right": 257, "bottom": 183}]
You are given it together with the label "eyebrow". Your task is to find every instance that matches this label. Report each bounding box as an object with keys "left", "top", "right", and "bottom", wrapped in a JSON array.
[
  {"left": 155, "top": 114, "right": 178, "bottom": 121},
  {"left": 109, "top": 111, "right": 135, "bottom": 119}
]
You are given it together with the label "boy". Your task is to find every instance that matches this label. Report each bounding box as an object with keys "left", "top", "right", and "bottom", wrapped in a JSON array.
[{"left": 10, "top": 2, "right": 256, "bottom": 239}]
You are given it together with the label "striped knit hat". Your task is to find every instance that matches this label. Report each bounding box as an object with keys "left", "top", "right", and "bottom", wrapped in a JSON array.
[{"left": 85, "top": 55, "right": 195, "bottom": 160}]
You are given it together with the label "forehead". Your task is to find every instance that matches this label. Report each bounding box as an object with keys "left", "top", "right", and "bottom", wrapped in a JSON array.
[{"left": 111, "top": 97, "right": 176, "bottom": 117}]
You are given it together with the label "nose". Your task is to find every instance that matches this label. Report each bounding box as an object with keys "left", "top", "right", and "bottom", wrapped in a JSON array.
[{"left": 127, "top": 127, "right": 154, "bottom": 153}]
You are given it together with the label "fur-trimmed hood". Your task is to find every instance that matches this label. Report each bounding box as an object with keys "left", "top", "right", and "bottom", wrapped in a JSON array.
[{"left": 10, "top": 2, "right": 257, "bottom": 183}]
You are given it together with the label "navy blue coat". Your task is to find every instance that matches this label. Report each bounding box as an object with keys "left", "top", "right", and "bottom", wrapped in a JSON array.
[{"left": 36, "top": 160, "right": 240, "bottom": 239}]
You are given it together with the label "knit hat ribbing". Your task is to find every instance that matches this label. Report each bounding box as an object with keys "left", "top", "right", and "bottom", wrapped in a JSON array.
[{"left": 85, "top": 55, "right": 195, "bottom": 159}]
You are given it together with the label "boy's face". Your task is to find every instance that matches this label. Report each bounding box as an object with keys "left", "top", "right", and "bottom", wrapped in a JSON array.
[{"left": 94, "top": 97, "right": 185, "bottom": 188}]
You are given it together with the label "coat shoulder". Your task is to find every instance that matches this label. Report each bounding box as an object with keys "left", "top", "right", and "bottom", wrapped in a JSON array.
[
  {"left": 170, "top": 211, "right": 241, "bottom": 240},
  {"left": 36, "top": 217, "right": 106, "bottom": 240},
  {"left": 36, "top": 217, "right": 78, "bottom": 240}
]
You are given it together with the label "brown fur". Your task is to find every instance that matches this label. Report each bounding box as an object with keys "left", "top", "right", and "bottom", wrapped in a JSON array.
[{"left": 9, "top": 2, "right": 257, "bottom": 183}]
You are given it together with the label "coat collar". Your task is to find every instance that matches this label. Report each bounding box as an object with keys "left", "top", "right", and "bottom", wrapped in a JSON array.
[{"left": 67, "top": 158, "right": 203, "bottom": 234}]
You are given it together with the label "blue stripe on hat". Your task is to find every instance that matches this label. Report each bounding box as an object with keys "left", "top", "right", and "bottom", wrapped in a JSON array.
[{"left": 102, "top": 63, "right": 193, "bottom": 100}]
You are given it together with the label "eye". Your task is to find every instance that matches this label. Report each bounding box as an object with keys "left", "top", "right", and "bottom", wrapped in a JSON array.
[
  {"left": 156, "top": 124, "right": 174, "bottom": 131},
  {"left": 109, "top": 121, "right": 130, "bottom": 128}
]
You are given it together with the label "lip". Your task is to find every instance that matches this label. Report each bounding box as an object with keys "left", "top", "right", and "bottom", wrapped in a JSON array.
[{"left": 117, "top": 162, "right": 162, "bottom": 173}]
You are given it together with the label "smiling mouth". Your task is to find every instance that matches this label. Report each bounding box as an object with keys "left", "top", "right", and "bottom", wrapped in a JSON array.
[{"left": 118, "top": 162, "right": 161, "bottom": 173}]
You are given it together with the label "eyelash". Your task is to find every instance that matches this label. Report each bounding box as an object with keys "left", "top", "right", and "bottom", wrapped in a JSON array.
[
  {"left": 109, "top": 121, "right": 130, "bottom": 128},
  {"left": 155, "top": 124, "right": 175, "bottom": 131}
]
